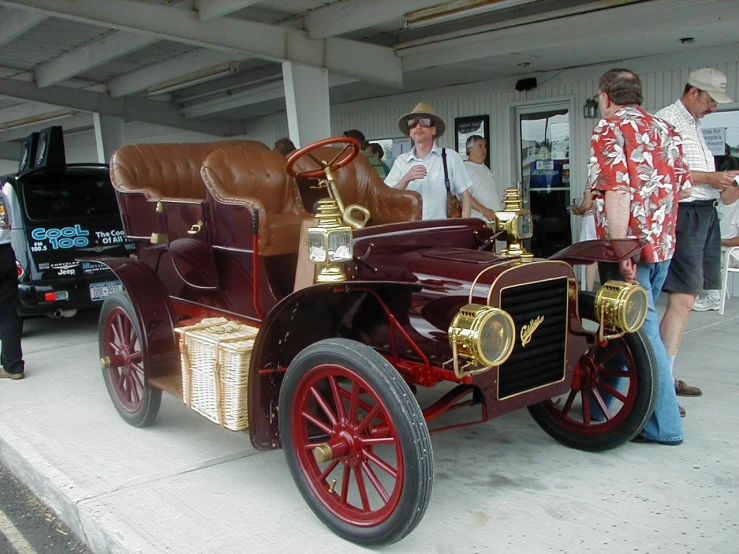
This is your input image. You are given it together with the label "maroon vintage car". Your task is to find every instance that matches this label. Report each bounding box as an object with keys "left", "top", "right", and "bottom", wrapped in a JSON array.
[{"left": 97, "top": 137, "right": 654, "bottom": 546}]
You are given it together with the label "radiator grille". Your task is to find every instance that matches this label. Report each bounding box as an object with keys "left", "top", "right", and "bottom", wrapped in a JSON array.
[{"left": 498, "top": 277, "right": 569, "bottom": 399}]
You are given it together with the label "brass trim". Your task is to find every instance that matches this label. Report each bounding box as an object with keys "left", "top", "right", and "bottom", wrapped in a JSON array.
[
  {"left": 496, "top": 273, "right": 571, "bottom": 400},
  {"left": 187, "top": 220, "right": 204, "bottom": 235},
  {"left": 313, "top": 443, "right": 333, "bottom": 463},
  {"left": 520, "top": 316, "right": 544, "bottom": 347},
  {"left": 150, "top": 232, "right": 169, "bottom": 244}
]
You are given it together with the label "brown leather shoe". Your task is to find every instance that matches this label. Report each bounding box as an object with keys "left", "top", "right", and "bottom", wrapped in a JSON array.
[
  {"left": 675, "top": 379, "right": 702, "bottom": 397},
  {"left": 0, "top": 367, "right": 24, "bottom": 380},
  {"left": 679, "top": 404, "right": 686, "bottom": 417}
]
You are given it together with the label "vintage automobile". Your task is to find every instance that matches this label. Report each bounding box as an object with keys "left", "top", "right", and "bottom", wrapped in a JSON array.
[{"left": 97, "top": 137, "right": 655, "bottom": 546}]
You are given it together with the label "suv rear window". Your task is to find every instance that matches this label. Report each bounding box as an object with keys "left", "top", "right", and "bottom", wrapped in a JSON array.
[{"left": 21, "top": 169, "right": 118, "bottom": 221}]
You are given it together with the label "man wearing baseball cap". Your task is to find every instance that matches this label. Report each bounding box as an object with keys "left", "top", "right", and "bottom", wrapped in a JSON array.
[
  {"left": 385, "top": 102, "right": 473, "bottom": 220},
  {"left": 655, "top": 68, "right": 739, "bottom": 409}
]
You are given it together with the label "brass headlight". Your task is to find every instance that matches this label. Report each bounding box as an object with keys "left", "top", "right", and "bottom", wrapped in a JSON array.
[
  {"left": 449, "top": 304, "right": 516, "bottom": 368},
  {"left": 594, "top": 280, "right": 648, "bottom": 334}
]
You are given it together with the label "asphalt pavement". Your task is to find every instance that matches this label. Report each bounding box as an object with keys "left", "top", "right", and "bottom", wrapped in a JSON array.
[{"left": 0, "top": 302, "right": 738, "bottom": 554}]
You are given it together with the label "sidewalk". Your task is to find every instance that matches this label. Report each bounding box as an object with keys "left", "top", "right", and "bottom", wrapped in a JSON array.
[{"left": 1, "top": 302, "right": 738, "bottom": 554}]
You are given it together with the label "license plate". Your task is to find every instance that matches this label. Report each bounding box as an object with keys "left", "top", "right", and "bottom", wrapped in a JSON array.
[{"left": 90, "top": 281, "right": 123, "bottom": 301}]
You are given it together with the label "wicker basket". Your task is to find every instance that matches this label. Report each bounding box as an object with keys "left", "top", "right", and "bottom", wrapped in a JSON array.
[{"left": 176, "top": 317, "right": 259, "bottom": 431}]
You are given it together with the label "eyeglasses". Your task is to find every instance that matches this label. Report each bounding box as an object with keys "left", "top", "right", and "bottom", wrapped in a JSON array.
[
  {"left": 698, "top": 89, "right": 719, "bottom": 108},
  {"left": 407, "top": 117, "right": 434, "bottom": 129}
]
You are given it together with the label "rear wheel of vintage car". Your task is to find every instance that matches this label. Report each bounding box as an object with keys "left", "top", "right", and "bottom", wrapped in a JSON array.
[
  {"left": 98, "top": 292, "right": 161, "bottom": 427},
  {"left": 279, "top": 338, "right": 433, "bottom": 546},
  {"left": 528, "top": 291, "right": 657, "bottom": 452}
]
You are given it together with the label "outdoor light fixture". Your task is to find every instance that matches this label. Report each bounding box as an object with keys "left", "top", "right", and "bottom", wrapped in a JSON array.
[
  {"left": 583, "top": 96, "right": 599, "bottom": 119},
  {"left": 148, "top": 62, "right": 239, "bottom": 96}
]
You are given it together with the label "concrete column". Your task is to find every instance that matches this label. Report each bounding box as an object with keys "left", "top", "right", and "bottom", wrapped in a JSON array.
[
  {"left": 281, "top": 61, "right": 331, "bottom": 148},
  {"left": 93, "top": 113, "right": 125, "bottom": 164}
]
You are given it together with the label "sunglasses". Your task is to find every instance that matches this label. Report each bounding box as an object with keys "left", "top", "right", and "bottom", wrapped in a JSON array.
[
  {"left": 698, "top": 90, "right": 719, "bottom": 108},
  {"left": 407, "top": 117, "right": 434, "bottom": 129}
]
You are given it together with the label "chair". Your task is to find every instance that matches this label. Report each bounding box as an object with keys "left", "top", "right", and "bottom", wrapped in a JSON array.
[
  {"left": 719, "top": 246, "right": 739, "bottom": 315},
  {"left": 201, "top": 144, "right": 312, "bottom": 256},
  {"left": 292, "top": 146, "right": 422, "bottom": 225}
]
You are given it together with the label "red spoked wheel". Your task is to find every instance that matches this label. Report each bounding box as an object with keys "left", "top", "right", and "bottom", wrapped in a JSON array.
[
  {"left": 528, "top": 291, "right": 657, "bottom": 451},
  {"left": 285, "top": 136, "right": 360, "bottom": 180},
  {"left": 279, "top": 339, "right": 433, "bottom": 546},
  {"left": 98, "top": 292, "right": 161, "bottom": 427}
]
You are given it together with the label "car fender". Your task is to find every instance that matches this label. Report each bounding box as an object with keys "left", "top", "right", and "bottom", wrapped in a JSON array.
[
  {"left": 95, "top": 257, "right": 178, "bottom": 381},
  {"left": 248, "top": 280, "right": 422, "bottom": 451},
  {"left": 549, "top": 238, "right": 646, "bottom": 265}
]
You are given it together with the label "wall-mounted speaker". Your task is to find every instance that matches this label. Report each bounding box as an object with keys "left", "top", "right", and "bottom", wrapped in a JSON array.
[
  {"left": 35, "top": 126, "right": 66, "bottom": 169},
  {"left": 515, "top": 77, "right": 538, "bottom": 92},
  {"left": 18, "top": 132, "right": 39, "bottom": 173}
]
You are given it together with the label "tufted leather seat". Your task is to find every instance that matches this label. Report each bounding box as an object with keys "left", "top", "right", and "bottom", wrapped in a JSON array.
[
  {"left": 110, "top": 141, "right": 268, "bottom": 200},
  {"left": 202, "top": 145, "right": 311, "bottom": 256},
  {"left": 292, "top": 147, "right": 422, "bottom": 225}
]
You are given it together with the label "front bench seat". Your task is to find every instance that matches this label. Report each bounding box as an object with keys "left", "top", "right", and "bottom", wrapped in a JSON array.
[
  {"left": 292, "top": 146, "right": 422, "bottom": 225},
  {"left": 201, "top": 145, "right": 312, "bottom": 256}
]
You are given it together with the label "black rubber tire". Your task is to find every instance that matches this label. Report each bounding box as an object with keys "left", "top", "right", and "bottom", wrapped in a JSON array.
[
  {"left": 527, "top": 291, "right": 657, "bottom": 452},
  {"left": 279, "top": 338, "right": 433, "bottom": 546},
  {"left": 98, "top": 292, "right": 161, "bottom": 427}
]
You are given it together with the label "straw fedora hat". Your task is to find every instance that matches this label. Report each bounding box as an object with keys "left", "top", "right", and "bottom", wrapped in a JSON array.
[{"left": 398, "top": 102, "right": 446, "bottom": 138}]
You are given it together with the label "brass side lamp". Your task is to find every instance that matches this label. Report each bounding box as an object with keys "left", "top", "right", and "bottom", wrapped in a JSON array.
[
  {"left": 493, "top": 188, "right": 534, "bottom": 258},
  {"left": 308, "top": 199, "right": 354, "bottom": 283}
]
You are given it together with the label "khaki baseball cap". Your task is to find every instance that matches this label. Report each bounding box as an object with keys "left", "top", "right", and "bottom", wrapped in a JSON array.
[{"left": 688, "top": 68, "right": 732, "bottom": 103}]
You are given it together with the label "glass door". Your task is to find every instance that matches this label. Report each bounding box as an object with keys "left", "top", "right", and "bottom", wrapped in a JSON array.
[{"left": 515, "top": 102, "right": 572, "bottom": 258}]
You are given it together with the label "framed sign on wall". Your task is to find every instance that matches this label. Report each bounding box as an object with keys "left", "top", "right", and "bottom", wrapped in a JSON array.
[{"left": 454, "top": 115, "right": 490, "bottom": 168}]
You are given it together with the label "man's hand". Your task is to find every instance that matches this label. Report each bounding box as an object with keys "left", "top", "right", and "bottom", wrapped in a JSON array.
[
  {"left": 619, "top": 258, "right": 638, "bottom": 284},
  {"left": 400, "top": 165, "right": 427, "bottom": 187},
  {"left": 707, "top": 170, "right": 739, "bottom": 191},
  {"left": 479, "top": 207, "right": 496, "bottom": 221}
]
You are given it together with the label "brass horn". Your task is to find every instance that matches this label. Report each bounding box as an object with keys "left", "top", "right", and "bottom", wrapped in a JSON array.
[{"left": 323, "top": 166, "right": 371, "bottom": 230}]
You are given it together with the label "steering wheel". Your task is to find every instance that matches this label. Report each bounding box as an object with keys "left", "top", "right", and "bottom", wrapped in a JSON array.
[{"left": 285, "top": 136, "right": 361, "bottom": 180}]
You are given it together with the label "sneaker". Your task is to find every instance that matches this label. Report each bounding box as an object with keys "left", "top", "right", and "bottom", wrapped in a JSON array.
[
  {"left": 692, "top": 298, "right": 720, "bottom": 312},
  {"left": 0, "top": 367, "right": 24, "bottom": 380}
]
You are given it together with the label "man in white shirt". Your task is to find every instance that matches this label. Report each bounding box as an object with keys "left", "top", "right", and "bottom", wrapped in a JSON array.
[
  {"left": 693, "top": 173, "right": 739, "bottom": 310},
  {"left": 385, "top": 102, "right": 472, "bottom": 220},
  {"left": 655, "top": 68, "right": 739, "bottom": 399},
  {"left": 463, "top": 135, "right": 501, "bottom": 221}
]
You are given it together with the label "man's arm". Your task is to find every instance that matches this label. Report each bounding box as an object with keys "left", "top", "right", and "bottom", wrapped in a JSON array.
[
  {"left": 722, "top": 237, "right": 739, "bottom": 247},
  {"left": 690, "top": 170, "right": 739, "bottom": 191},
  {"left": 460, "top": 190, "right": 472, "bottom": 218},
  {"left": 468, "top": 194, "right": 495, "bottom": 220}
]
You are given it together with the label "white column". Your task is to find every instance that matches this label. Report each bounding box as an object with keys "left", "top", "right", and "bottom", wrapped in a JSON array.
[
  {"left": 93, "top": 113, "right": 125, "bottom": 164},
  {"left": 281, "top": 61, "right": 331, "bottom": 148}
]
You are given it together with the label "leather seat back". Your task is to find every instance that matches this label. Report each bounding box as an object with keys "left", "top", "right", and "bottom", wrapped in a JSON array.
[
  {"left": 292, "top": 147, "right": 422, "bottom": 224},
  {"left": 202, "top": 145, "right": 304, "bottom": 216},
  {"left": 110, "top": 141, "right": 268, "bottom": 200}
]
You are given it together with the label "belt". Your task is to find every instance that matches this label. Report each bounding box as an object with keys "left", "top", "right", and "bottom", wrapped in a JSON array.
[{"left": 680, "top": 199, "right": 718, "bottom": 208}]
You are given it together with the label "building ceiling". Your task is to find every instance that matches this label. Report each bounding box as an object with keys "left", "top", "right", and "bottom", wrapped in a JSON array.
[{"left": 0, "top": 0, "right": 737, "bottom": 145}]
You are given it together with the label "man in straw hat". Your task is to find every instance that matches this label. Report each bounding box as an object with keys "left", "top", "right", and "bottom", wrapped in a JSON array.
[
  {"left": 655, "top": 68, "right": 739, "bottom": 403},
  {"left": 385, "top": 102, "right": 473, "bottom": 220}
]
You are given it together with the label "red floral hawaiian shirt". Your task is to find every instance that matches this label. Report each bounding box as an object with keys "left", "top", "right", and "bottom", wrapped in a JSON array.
[{"left": 587, "top": 105, "right": 692, "bottom": 263}]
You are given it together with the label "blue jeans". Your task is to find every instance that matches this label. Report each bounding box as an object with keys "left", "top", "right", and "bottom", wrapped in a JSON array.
[{"left": 600, "top": 261, "right": 683, "bottom": 442}]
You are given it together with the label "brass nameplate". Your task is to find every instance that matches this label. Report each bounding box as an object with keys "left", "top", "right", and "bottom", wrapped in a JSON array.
[{"left": 520, "top": 315, "right": 544, "bottom": 347}]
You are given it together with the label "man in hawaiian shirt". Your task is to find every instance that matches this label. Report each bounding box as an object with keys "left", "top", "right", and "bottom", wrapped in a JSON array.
[
  {"left": 655, "top": 68, "right": 739, "bottom": 400},
  {"left": 588, "top": 68, "right": 692, "bottom": 445}
]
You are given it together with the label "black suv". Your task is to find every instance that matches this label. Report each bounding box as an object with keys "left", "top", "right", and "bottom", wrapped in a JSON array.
[{"left": 2, "top": 164, "right": 134, "bottom": 318}]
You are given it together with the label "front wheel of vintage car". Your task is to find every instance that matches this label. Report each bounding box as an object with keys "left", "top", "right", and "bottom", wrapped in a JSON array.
[
  {"left": 279, "top": 339, "right": 433, "bottom": 546},
  {"left": 99, "top": 292, "right": 161, "bottom": 427},
  {"left": 528, "top": 291, "right": 657, "bottom": 452}
]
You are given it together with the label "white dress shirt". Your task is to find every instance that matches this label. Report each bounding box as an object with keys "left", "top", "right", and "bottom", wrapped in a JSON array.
[
  {"left": 655, "top": 100, "right": 717, "bottom": 202},
  {"left": 385, "top": 144, "right": 471, "bottom": 220},
  {"left": 464, "top": 161, "right": 502, "bottom": 220}
]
